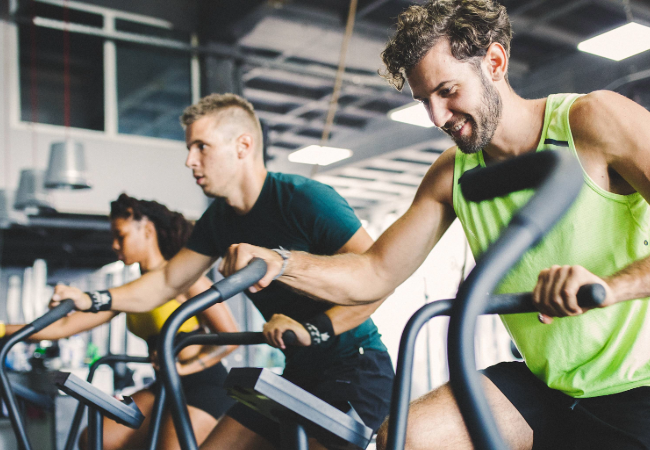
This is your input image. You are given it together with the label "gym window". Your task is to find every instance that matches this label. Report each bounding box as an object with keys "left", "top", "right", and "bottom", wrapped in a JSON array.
[{"left": 13, "top": 0, "right": 198, "bottom": 142}]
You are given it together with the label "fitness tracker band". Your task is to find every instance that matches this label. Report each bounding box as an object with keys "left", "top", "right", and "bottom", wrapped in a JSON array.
[
  {"left": 84, "top": 290, "right": 113, "bottom": 313},
  {"left": 300, "top": 313, "right": 334, "bottom": 347}
]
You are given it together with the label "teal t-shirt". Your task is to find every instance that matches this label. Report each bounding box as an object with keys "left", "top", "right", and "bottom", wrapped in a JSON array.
[{"left": 187, "top": 172, "right": 387, "bottom": 374}]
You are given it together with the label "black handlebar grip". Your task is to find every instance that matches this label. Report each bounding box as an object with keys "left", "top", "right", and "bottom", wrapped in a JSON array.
[
  {"left": 214, "top": 258, "right": 268, "bottom": 301},
  {"left": 31, "top": 299, "right": 76, "bottom": 332},
  {"left": 282, "top": 330, "right": 298, "bottom": 346},
  {"left": 460, "top": 151, "right": 558, "bottom": 202},
  {"left": 576, "top": 284, "right": 606, "bottom": 308}
]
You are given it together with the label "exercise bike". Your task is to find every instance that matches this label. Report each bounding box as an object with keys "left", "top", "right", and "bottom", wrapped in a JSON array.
[
  {"left": 384, "top": 150, "right": 610, "bottom": 450},
  {"left": 158, "top": 258, "right": 374, "bottom": 450},
  {"left": 0, "top": 299, "right": 145, "bottom": 450},
  {"left": 0, "top": 288, "right": 298, "bottom": 450}
]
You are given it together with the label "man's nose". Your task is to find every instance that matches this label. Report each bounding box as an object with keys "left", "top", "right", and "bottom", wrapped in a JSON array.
[
  {"left": 185, "top": 149, "right": 196, "bottom": 168},
  {"left": 428, "top": 98, "right": 453, "bottom": 129}
]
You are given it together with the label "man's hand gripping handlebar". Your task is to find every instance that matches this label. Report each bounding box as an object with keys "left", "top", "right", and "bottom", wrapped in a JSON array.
[{"left": 219, "top": 243, "right": 286, "bottom": 293}]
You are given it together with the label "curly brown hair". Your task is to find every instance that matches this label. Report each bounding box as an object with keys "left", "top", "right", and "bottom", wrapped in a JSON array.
[
  {"left": 381, "top": 0, "right": 512, "bottom": 90},
  {"left": 110, "top": 193, "right": 192, "bottom": 260}
]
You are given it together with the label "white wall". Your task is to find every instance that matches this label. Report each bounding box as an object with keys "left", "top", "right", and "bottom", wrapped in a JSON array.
[
  {"left": 0, "top": 19, "right": 208, "bottom": 219},
  {"left": 370, "top": 215, "right": 515, "bottom": 400}
]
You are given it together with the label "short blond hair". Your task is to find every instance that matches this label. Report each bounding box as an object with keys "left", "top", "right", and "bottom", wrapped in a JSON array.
[
  {"left": 180, "top": 93, "right": 257, "bottom": 125},
  {"left": 180, "top": 93, "right": 263, "bottom": 154}
]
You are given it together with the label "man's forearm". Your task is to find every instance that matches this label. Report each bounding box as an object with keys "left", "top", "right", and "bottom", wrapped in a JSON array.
[
  {"left": 605, "top": 255, "right": 650, "bottom": 303},
  {"left": 325, "top": 301, "right": 386, "bottom": 335},
  {"left": 279, "top": 251, "right": 394, "bottom": 306}
]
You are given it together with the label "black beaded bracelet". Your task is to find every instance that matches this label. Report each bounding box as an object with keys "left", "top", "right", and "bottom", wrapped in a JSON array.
[
  {"left": 300, "top": 313, "right": 334, "bottom": 347},
  {"left": 84, "top": 290, "right": 113, "bottom": 313}
]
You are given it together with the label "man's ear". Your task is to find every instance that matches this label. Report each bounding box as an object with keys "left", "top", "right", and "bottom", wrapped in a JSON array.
[
  {"left": 484, "top": 42, "right": 508, "bottom": 81},
  {"left": 236, "top": 133, "right": 255, "bottom": 159}
]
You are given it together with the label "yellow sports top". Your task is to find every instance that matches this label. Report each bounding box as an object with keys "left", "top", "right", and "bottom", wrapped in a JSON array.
[{"left": 126, "top": 299, "right": 200, "bottom": 342}]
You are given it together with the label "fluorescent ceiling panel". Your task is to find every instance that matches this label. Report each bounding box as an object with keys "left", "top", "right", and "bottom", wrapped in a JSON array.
[
  {"left": 577, "top": 22, "right": 650, "bottom": 61},
  {"left": 288, "top": 145, "right": 353, "bottom": 166},
  {"left": 388, "top": 102, "right": 434, "bottom": 128}
]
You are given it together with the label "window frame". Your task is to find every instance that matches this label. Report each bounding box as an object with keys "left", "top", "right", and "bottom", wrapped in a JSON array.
[{"left": 9, "top": 0, "right": 200, "bottom": 144}]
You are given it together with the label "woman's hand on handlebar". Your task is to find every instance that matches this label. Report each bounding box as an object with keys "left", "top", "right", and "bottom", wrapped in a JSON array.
[
  {"left": 533, "top": 265, "right": 615, "bottom": 324},
  {"left": 51, "top": 284, "right": 92, "bottom": 311},
  {"left": 219, "top": 244, "right": 285, "bottom": 293},
  {"left": 263, "top": 314, "right": 311, "bottom": 349}
]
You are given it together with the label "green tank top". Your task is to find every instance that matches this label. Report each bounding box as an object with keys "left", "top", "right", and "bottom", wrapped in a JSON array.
[{"left": 452, "top": 93, "right": 650, "bottom": 398}]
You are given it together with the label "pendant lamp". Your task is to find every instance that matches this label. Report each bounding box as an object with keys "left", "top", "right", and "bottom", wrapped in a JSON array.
[
  {"left": 13, "top": 168, "right": 54, "bottom": 211},
  {"left": 45, "top": 140, "right": 91, "bottom": 189},
  {"left": 0, "top": 189, "right": 10, "bottom": 227},
  {"left": 45, "top": 2, "right": 91, "bottom": 190}
]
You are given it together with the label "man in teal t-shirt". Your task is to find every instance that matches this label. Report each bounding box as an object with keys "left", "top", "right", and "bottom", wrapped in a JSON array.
[
  {"left": 186, "top": 168, "right": 393, "bottom": 447},
  {"left": 52, "top": 93, "right": 393, "bottom": 450},
  {"left": 216, "top": 1, "right": 650, "bottom": 450}
]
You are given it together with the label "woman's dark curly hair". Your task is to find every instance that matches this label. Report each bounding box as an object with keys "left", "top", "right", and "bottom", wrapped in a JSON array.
[
  {"left": 110, "top": 193, "right": 193, "bottom": 260},
  {"left": 381, "top": 0, "right": 512, "bottom": 90}
]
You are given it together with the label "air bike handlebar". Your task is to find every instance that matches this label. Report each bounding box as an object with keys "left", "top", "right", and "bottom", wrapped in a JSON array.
[
  {"left": 139, "top": 330, "right": 295, "bottom": 450},
  {"left": 174, "top": 330, "right": 297, "bottom": 351},
  {"left": 384, "top": 284, "right": 604, "bottom": 450},
  {"left": 448, "top": 150, "right": 584, "bottom": 450},
  {"left": 0, "top": 299, "right": 75, "bottom": 450},
  {"left": 158, "top": 258, "right": 275, "bottom": 450}
]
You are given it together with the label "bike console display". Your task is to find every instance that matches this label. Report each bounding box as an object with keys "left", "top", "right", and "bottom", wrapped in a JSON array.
[
  {"left": 53, "top": 371, "right": 144, "bottom": 429},
  {"left": 225, "top": 367, "right": 372, "bottom": 450}
]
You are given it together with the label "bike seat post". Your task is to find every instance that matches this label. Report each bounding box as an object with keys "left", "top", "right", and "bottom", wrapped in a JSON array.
[
  {"left": 87, "top": 406, "right": 103, "bottom": 450},
  {"left": 280, "top": 413, "right": 309, "bottom": 450}
]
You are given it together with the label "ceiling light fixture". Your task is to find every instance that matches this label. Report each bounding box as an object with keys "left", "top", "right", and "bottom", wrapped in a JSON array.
[
  {"left": 577, "top": 22, "right": 650, "bottom": 61},
  {"left": 289, "top": 145, "right": 353, "bottom": 166},
  {"left": 14, "top": 169, "right": 54, "bottom": 212},
  {"left": 388, "top": 102, "right": 434, "bottom": 128},
  {"left": 45, "top": 1, "right": 91, "bottom": 190},
  {"left": 0, "top": 190, "right": 11, "bottom": 228},
  {"left": 45, "top": 140, "right": 91, "bottom": 189}
]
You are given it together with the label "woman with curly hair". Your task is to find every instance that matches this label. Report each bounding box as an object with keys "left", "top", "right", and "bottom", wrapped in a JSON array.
[{"left": 5, "top": 193, "right": 239, "bottom": 450}]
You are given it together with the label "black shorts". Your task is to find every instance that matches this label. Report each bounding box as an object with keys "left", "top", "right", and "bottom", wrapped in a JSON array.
[
  {"left": 151, "top": 362, "right": 235, "bottom": 420},
  {"left": 483, "top": 361, "right": 650, "bottom": 450},
  {"left": 226, "top": 349, "right": 394, "bottom": 445}
]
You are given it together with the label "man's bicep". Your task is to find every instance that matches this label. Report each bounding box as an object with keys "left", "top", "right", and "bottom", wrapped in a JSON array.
[
  {"left": 340, "top": 150, "right": 456, "bottom": 292},
  {"left": 610, "top": 112, "right": 650, "bottom": 203},
  {"left": 368, "top": 195, "right": 455, "bottom": 282},
  {"left": 335, "top": 227, "right": 374, "bottom": 255},
  {"left": 572, "top": 91, "right": 650, "bottom": 202}
]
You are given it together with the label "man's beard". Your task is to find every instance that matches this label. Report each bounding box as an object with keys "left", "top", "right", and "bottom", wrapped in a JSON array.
[{"left": 453, "top": 70, "right": 502, "bottom": 155}]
